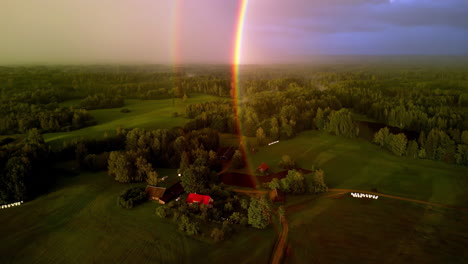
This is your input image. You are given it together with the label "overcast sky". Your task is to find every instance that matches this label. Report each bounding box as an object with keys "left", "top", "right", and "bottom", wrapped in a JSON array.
[{"left": 0, "top": 0, "right": 467, "bottom": 64}]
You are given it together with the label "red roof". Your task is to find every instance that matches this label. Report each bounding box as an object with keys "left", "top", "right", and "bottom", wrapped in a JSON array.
[
  {"left": 258, "top": 163, "right": 269, "bottom": 171},
  {"left": 187, "top": 193, "right": 213, "bottom": 205}
]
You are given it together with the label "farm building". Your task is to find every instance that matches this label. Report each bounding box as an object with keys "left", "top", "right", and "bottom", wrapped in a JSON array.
[
  {"left": 145, "top": 186, "right": 166, "bottom": 204},
  {"left": 159, "top": 182, "right": 185, "bottom": 204},
  {"left": 186, "top": 193, "right": 214, "bottom": 208},
  {"left": 257, "top": 162, "right": 269, "bottom": 173}
]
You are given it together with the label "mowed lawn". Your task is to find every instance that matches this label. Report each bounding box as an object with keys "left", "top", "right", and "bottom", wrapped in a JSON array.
[
  {"left": 45, "top": 94, "right": 220, "bottom": 145},
  {"left": 0, "top": 171, "right": 275, "bottom": 264},
  {"left": 284, "top": 195, "right": 468, "bottom": 264},
  {"left": 246, "top": 130, "right": 468, "bottom": 207}
]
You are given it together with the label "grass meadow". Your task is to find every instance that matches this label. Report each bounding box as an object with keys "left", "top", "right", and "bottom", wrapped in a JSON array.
[
  {"left": 0, "top": 170, "right": 275, "bottom": 264},
  {"left": 284, "top": 195, "right": 468, "bottom": 264},
  {"left": 45, "top": 94, "right": 219, "bottom": 146},
  {"left": 246, "top": 130, "right": 468, "bottom": 207}
]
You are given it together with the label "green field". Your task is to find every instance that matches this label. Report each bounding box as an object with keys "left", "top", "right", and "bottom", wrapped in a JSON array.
[
  {"left": 0, "top": 170, "right": 275, "bottom": 264},
  {"left": 45, "top": 94, "right": 220, "bottom": 145},
  {"left": 284, "top": 195, "right": 468, "bottom": 264},
  {"left": 245, "top": 130, "right": 468, "bottom": 207}
]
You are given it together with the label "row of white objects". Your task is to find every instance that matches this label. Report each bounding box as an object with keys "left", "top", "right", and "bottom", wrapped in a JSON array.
[
  {"left": 268, "top": 140, "right": 280, "bottom": 146},
  {"left": 1, "top": 201, "right": 23, "bottom": 209},
  {"left": 351, "top": 193, "right": 378, "bottom": 199}
]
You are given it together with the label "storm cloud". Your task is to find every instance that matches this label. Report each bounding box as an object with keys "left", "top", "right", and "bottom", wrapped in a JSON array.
[{"left": 0, "top": 0, "right": 466, "bottom": 64}]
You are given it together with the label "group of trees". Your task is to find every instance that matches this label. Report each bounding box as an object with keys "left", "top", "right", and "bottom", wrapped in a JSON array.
[
  {"left": 78, "top": 93, "right": 124, "bottom": 110},
  {"left": 0, "top": 102, "right": 95, "bottom": 134},
  {"left": 105, "top": 127, "right": 220, "bottom": 187},
  {"left": 0, "top": 129, "right": 51, "bottom": 204},
  {"left": 155, "top": 185, "right": 255, "bottom": 239},
  {"left": 374, "top": 127, "right": 468, "bottom": 165},
  {"left": 267, "top": 169, "right": 328, "bottom": 194}
]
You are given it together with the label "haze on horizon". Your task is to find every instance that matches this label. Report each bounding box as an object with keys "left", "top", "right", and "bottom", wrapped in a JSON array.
[{"left": 1, "top": 0, "right": 467, "bottom": 65}]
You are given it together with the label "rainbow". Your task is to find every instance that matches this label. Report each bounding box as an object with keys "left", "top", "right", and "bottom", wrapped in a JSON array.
[{"left": 232, "top": 0, "right": 256, "bottom": 181}]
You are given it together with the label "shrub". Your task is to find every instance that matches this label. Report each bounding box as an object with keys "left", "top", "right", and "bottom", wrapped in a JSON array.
[
  {"left": 210, "top": 228, "right": 225, "bottom": 242},
  {"left": 155, "top": 206, "right": 168, "bottom": 218},
  {"left": 118, "top": 187, "right": 146, "bottom": 209}
]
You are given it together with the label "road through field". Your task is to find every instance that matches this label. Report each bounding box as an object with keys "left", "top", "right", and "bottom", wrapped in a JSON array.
[{"left": 269, "top": 189, "right": 468, "bottom": 264}]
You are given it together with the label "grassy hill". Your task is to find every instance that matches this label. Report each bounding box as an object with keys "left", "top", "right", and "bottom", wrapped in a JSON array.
[
  {"left": 246, "top": 130, "right": 468, "bottom": 207},
  {"left": 0, "top": 170, "right": 275, "bottom": 264},
  {"left": 45, "top": 94, "right": 220, "bottom": 146}
]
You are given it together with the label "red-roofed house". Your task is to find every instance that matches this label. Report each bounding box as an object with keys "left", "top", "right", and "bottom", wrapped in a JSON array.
[
  {"left": 257, "top": 163, "right": 269, "bottom": 173},
  {"left": 186, "top": 193, "right": 214, "bottom": 208}
]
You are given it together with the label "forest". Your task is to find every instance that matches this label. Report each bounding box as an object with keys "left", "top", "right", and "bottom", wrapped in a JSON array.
[{"left": 0, "top": 63, "right": 467, "bottom": 205}]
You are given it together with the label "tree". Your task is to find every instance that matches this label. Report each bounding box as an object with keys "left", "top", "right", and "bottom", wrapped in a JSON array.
[
  {"left": 278, "top": 155, "right": 296, "bottom": 170},
  {"left": 282, "top": 170, "right": 306, "bottom": 194},
  {"left": 180, "top": 164, "right": 211, "bottom": 193},
  {"left": 256, "top": 127, "right": 266, "bottom": 146},
  {"left": 373, "top": 127, "right": 390, "bottom": 148},
  {"left": 232, "top": 150, "right": 244, "bottom": 169},
  {"left": 389, "top": 133, "right": 408, "bottom": 156},
  {"left": 310, "top": 169, "right": 327, "bottom": 193},
  {"left": 108, "top": 151, "right": 132, "bottom": 183},
  {"left": 326, "top": 109, "right": 359, "bottom": 137},
  {"left": 406, "top": 140, "right": 419, "bottom": 159},
  {"left": 248, "top": 196, "right": 271, "bottom": 229}
]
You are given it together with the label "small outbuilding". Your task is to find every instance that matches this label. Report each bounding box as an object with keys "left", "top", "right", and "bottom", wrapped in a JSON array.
[
  {"left": 257, "top": 162, "right": 269, "bottom": 173},
  {"left": 159, "top": 182, "right": 185, "bottom": 204},
  {"left": 186, "top": 193, "right": 214, "bottom": 208},
  {"left": 145, "top": 185, "right": 166, "bottom": 204}
]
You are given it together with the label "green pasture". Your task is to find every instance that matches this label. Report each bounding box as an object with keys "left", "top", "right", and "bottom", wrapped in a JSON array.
[
  {"left": 284, "top": 195, "right": 468, "bottom": 264},
  {"left": 245, "top": 130, "right": 468, "bottom": 207},
  {"left": 0, "top": 170, "right": 275, "bottom": 264},
  {"left": 44, "top": 94, "right": 219, "bottom": 145}
]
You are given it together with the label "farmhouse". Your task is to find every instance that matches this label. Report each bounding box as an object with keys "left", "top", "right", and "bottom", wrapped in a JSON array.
[
  {"left": 186, "top": 193, "right": 214, "bottom": 208},
  {"left": 257, "top": 162, "right": 269, "bottom": 173},
  {"left": 145, "top": 186, "right": 166, "bottom": 204},
  {"left": 159, "top": 181, "right": 185, "bottom": 204}
]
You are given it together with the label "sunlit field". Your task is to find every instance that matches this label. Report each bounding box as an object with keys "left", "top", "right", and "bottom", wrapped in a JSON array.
[
  {"left": 44, "top": 94, "right": 219, "bottom": 145},
  {"left": 248, "top": 131, "right": 468, "bottom": 207}
]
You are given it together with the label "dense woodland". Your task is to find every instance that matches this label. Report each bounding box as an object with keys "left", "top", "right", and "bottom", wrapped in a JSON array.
[{"left": 1, "top": 63, "right": 467, "bottom": 205}]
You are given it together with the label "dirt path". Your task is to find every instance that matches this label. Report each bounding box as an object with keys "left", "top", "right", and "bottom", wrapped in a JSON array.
[{"left": 270, "top": 215, "right": 288, "bottom": 264}]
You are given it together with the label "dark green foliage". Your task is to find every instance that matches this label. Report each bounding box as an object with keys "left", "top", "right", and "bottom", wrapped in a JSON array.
[
  {"left": 79, "top": 93, "right": 124, "bottom": 110},
  {"left": 231, "top": 150, "right": 244, "bottom": 169},
  {"left": 325, "top": 108, "right": 359, "bottom": 138},
  {"left": 278, "top": 155, "right": 297, "bottom": 170},
  {"left": 155, "top": 206, "right": 168, "bottom": 218},
  {"left": 248, "top": 196, "right": 271, "bottom": 229},
  {"left": 117, "top": 187, "right": 146, "bottom": 209},
  {"left": 310, "top": 169, "right": 328, "bottom": 194},
  {"left": 210, "top": 227, "right": 225, "bottom": 242},
  {"left": 179, "top": 164, "right": 211, "bottom": 194},
  {"left": 178, "top": 215, "right": 200, "bottom": 236}
]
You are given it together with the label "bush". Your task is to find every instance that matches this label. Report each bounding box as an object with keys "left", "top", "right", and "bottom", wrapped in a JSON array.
[
  {"left": 155, "top": 206, "right": 168, "bottom": 218},
  {"left": 118, "top": 187, "right": 146, "bottom": 209},
  {"left": 278, "top": 155, "right": 296, "bottom": 170},
  {"left": 211, "top": 227, "right": 225, "bottom": 242}
]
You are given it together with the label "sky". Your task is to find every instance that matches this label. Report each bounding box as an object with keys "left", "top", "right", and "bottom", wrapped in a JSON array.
[{"left": 0, "top": 0, "right": 467, "bottom": 64}]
